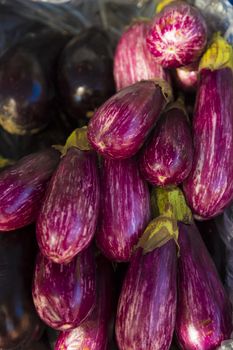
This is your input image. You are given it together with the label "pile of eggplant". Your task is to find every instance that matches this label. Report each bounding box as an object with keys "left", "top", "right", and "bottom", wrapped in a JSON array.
[{"left": 1, "top": 0, "right": 233, "bottom": 349}]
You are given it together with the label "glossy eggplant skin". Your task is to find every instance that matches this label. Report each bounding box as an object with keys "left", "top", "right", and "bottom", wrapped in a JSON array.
[
  {"left": 146, "top": 2, "right": 207, "bottom": 68},
  {"left": 96, "top": 157, "right": 150, "bottom": 262},
  {"left": 55, "top": 255, "right": 114, "bottom": 350},
  {"left": 37, "top": 147, "right": 100, "bottom": 264},
  {"left": 0, "top": 27, "right": 69, "bottom": 135},
  {"left": 58, "top": 28, "right": 115, "bottom": 124},
  {"left": 0, "top": 46, "right": 50, "bottom": 135},
  {"left": 87, "top": 81, "right": 168, "bottom": 159},
  {"left": 116, "top": 241, "right": 177, "bottom": 350},
  {"left": 183, "top": 68, "right": 233, "bottom": 219},
  {"left": 0, "top": 226, "right": 42, "bottom": 350},
  {"left": 140, "top": 105, "right": 193, "bottom": 186},
  {"left": 113, "top": 20, "right": 168, "bottom": 91},
  {"left": 176, "top": 222, "right": 232, "bottom": 350},
  {"left": 0, "top": 148, "right": 59, "bottom": 231},
  {"left": 32, "top": 246, "right": 96, "bottom": 331}
]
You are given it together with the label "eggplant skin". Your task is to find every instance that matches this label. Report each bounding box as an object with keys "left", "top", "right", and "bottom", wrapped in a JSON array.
[
  {"left": 183, "top": 68, "right": 233, "bottom": 219},
  {"left": 176, "top": 223, "right": 232, "bottom": 350},
  {"left": 116, "top": 241, "right": 177, "bottom": 350},
  {"left": 87, "top": 81, "right": 167, "bottom": 160},
  {"left": 36, "top": 147, "right": 100, "bottom": 264},
  {"left": 96, "top": 157, "right": 150, "bottom": 262},
  {"left": 0, "top": 226, "right": 42, "bottom": 350},
  {"left": 32, "top": 246, "right": 96, "bottom": 331},
  {"left": 140, "top": 106, "right": 193, "bottom": 186},
  {"left": 146, "top": 2, "right": 207, "bottom": 68},
  {"left": 113, "top": 20, "right": 168, "bottom": 91},
  {"left": 0, "top": 148, "right": 59, "bottom": 231},
  {"left": 55, "top": 255, "right": 114, "bottom": 350}
]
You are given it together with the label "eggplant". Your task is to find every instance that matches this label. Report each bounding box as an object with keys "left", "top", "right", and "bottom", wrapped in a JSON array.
[
  {"left": 37, "top": 146, "right": 100, "bottom": 264},
  {"left": 0, "top": 226, "right": 42, "bottom": 350},
  {"left": 58, "top": 27, "right": 115, "bottom": 124},
  {"left": 176, "top": 222, "right": 232, "bottom": 350},
  {"left": 0, "top": 46, "right": 50, "bottom": 135},
  {"left": 196, "top": 219, "right": 227, "bottom": 281},
  {"left": 0, "top": 28, "right": 69, "bottom": 135},
  {"left": 116, "top": 240, "right": 177, "bottom": 350},
  {"left": 174, "top": 62, "right": 199, "bottom": 92},
  {"left": 32, "top": 246, "right": 96, "bottom": 331},
  {"left": 140, "top": 100, "right": 193, "bottom": 186},
  {"left": 183, "top": 34, "right": 233, "bottom": 219},
  {"left": 146, "top": 1, "right": 207, "bottom": 68},
  {"left": 88, "top": 80, "right": 172, "bottom": 159},
  {"left": 0, "top": 148, "right": 59, "bottom": 231},
  {"left": 113, "top": 20, "right": 168, "bottom": 91},
  {"left": 96, "top": 157, "right": 150, "bottom": 261},
  {"left": 55, "top": 255, "right": 114, "bottom": 350}
]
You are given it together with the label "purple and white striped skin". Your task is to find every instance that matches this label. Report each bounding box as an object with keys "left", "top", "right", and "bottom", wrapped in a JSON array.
[
  {"left": 115, "top": 241, "right": 177, "bottom": 350},
  {"left": 113, "top": 20, "right": 168, "bottom": 91},
  {"left": 36, "top": 147, "right": 100, "bottom": 264},
  {"left": 140, "top": 104, "right": 193, "bottom": 186},
  {"left": 0, "top": 148, "right": 59, "bottom": 231},
  {"left": 96, "top": 157, "right": 151, "bottom": 262},
  {"left": 32, "top": 246, "right": 96, "bottom": 331},
  {"left": 176, "top": 223, "right": 232, "bottom": 349},
  {"left": 146, "top": 2, "right": 207, "bottom": 68},
  {"left": 183, "top": 68, "right": 233, "bottom": 219},
  {"left": 175, "top": 62, "right": 199, "bottom": 92},
  {"left": 87, "top": 81, "right": 169, "bottom": 159},
  {"left": 55, "top": 255, "right": 114, "bottom": 350}
]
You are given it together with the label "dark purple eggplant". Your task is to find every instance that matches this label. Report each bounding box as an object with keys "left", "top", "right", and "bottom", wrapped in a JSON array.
[
  {"left": 58, "top": 27, "right": 115, "bottom": 124},
  {"left": 0, "top": 28, "right": 69, "bottom": 135},
  {"left": 176, "top": 222, "right": 232, "bottom": 350},
  {"left": 0, "top": 148, "right": 59, "bottom": 231},
  {"left": 55, "top": 255, "right": 114, "bottom": 350},
  {"left": 0, "top": 46, "right": 50, "bottom": 135},
  {"left": 196, "top": 219, "right": 227, "bottom": 281},
  {"left": 96, "top": 157, "right": 150, "bottom": 262},
  {"left": 37, "top": 145, "right": 100, "bottom": 264},
  {"left": 116, "top": 240, "right": 177, "bottom": 350},
  {"left": 32, "top": 246, "right": 96, "bottom": 331},
  {"left": 140, "top": 100, "right": 193, "bottom": 186},
  {"left": 88, "top": 80, "right": 172, "bottom": 159},
  {"left": 0, "top": 226, "right": 42, "bottom": 350},
  {"left": 183, "top": 34, "right": 233, "bottom": 219}
]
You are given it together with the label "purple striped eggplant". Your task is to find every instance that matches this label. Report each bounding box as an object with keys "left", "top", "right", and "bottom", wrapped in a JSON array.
[
  {"left": 116, "top": 240, "right": 177, "bottom": 350},
  {"left": 55, "top": 255, "right": 114, "bottom": 350},
  {"left": 32, "top": 246, "right": 96, "bottom": 331},
  {"left": 113, "top": 20, "right": 168, "bottom": 91},
  {"left": 87, "top": 80, "right": 172, "bottom": 159},
  {"left": 36, "top": 146, "right": 100, "bottom": 264},
  {"left": 0, "top": 148, "right": 59, "bottom": 231},
  {"left": 147, "top": 1, "right": 207, "bottom": 68},
  {"left": 176, "top": 222, "right": 232, "bottom": 350},
  {"left": 96, "top": 157, "right": 150, "bottom": 261},
  {"left": 140, "top": 100, "right": 193, "bottom": 186},
  {"left": 183, "top": 34, "right": 233, "bottom": 219},
  {"left": 175, "top": 62, "right": 199, "bottom": 92}
]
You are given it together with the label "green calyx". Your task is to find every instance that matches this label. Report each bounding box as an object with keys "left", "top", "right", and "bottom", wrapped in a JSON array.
[
  {"left": 138, "top": 186, "right": 192, "bottom": 254},
  {"left": 199, "top": 32, "right": 233, "bottom": 72},
  {"left": 136, "top": 216, "right": 179, "bottom": 254},
  {"left": 152, "top": 186, "right": 193, "bottom": 224},
  {"left": 53, "top": 127, "right": 91, "bottom": 157}
]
